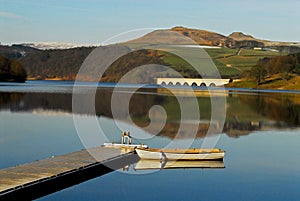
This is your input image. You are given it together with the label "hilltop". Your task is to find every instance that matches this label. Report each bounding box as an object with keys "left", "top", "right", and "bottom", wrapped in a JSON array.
[
  {"left": 228, "top": 32, "right": 257, "bottom": 41},
  {"left": 171, "top": 26, "right": 236, "bottom": 47}
]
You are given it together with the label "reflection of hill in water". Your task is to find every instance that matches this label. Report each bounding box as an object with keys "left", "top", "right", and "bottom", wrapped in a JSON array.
[
  {"left": 0, "top": 92, "right": 72, "bottom": 113},
  {"left": 0, "top": 93, "right": 24, "bottom": 110},
  {"left": 238, "top": 93, "right": 300, "bottom": 126},
  {"left": 1, "top": 89, "right": 300, "bottom": 138}
]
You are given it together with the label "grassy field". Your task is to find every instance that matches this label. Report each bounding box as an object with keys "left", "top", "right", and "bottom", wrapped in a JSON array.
[
  {"left": 161, "top": 48, "right": 241, "bottom": 78},
  {"left": 204, "top": 48, "right": 238, "bottom": 58},
  {"left": 226, "top": 74, "right": 300, "bottom": 90},
  {"left": 125, "top": 44, "right": 284, "bottom": 79},
  {"left": 218, "top": 56, "right": 264, "bottom": 70},
  {"left": 205, "top": 48, "right": 283, "bottom": 72},
  {"left": 162, "top": 51, "right": 192, "bottom": 69},
  {"left": 238, "top": 49, "right": 281, "bottom": 56},
  {"left": 160, "top": 47, "right": 271, "bottom": 78}
]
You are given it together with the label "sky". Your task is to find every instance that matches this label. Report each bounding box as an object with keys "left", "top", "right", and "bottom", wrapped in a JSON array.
[{"left": 0, "top": 0, "right": 300, "bottom": 44}]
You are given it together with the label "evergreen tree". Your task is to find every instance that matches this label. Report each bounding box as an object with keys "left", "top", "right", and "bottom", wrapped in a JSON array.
[{"left": 0, "top": 56, "right": 27, "bottom": 82}]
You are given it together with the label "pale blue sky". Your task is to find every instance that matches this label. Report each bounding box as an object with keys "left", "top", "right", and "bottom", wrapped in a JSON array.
[{"left": 0, "top": 0, "right": 299, "bottom": 44}]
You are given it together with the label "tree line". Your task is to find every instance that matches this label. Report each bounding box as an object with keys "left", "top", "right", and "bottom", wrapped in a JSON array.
[
  {"left": 0, "top": 45, "right": 204, "bottom": 82},
  {"left": 242, "top": 53, "right": 300, "bottom": 85},
  {"left": 19, "top": 47, "right": 94, "bottom": 80},
  {"left": 0, "top": 56, "right": 27, "bottom": 82}
]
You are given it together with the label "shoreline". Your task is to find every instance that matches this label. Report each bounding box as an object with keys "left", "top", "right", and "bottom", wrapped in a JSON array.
[
  {"left": 225, "top": 76, "right": 300, "bottom": 91},
  {"left": 27, "top": 77, "right": 64, "bottom": 81},
  {"left": 1, "top": 80, "right": 297, "bottom": 94}
]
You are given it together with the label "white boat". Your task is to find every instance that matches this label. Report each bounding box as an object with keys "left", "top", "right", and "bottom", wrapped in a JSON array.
[
  {"left": 135, "top": 148, "right": 225, "bottom": 161},
  {"left": 134, "top": 160, "right": 225, "bottom": 170}
]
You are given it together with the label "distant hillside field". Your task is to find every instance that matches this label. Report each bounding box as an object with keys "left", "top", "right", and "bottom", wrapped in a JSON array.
[{"left": 205, "top": 48, "right": 282, "bottom": 71}]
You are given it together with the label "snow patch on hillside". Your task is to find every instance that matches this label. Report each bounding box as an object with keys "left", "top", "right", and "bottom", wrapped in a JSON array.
[{"left": 20, "top": 42, "right": 100, "bottom": 50}]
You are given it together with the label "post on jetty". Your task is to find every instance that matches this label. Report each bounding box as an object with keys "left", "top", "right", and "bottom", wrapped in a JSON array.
[{"left": 0, "top": 146, "right": 139, "bottom": 200}]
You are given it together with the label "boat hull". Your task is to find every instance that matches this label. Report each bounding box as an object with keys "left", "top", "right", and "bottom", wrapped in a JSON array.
[{"left": 135, "top": 148, "right": 225, "bottom": 161}]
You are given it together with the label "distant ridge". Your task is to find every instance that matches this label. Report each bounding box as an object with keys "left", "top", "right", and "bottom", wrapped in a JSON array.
[
  {"left": 127, "top": 26, "right": 300, "bottom": 50},
  {"left": 127, "top": 26, "right": 262, "bottom": 48},
  {"left": 126, "top": 27, "right": 233, "bottom": 47},
  {"left": 5, "top": 26, "right": 300, "bottom": 50}
]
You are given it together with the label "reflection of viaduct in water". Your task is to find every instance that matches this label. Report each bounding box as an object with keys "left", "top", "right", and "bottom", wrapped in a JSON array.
[{"left": 156, "top": 78, "right": 231, "bottom": 87}]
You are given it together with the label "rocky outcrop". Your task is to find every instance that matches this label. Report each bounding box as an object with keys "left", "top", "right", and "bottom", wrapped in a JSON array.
[{"left": 228, "top": 32, "right": 257, "bottom": 41}]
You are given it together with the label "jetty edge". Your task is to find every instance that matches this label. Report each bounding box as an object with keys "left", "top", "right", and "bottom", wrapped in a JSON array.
[{"left": 0, "top": 146, "right": 139, "bottom": 200}]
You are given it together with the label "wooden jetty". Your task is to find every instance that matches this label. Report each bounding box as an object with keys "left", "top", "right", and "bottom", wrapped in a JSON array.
[{"left": 0, "top": 146, "right": 139, "bottom": 200}]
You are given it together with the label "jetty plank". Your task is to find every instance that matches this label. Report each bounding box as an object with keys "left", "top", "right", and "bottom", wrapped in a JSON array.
[{"left": 0, "top": 146, "right": 138, "bottom": 200}]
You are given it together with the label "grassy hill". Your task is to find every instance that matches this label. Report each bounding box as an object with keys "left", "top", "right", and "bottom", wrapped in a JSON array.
[{"left": 226, "top": 52, "right": 300, "bottom": 90}]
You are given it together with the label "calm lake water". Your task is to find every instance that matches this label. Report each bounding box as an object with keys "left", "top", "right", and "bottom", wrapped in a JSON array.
[{"left": 1, "top": 81, "right": 300, "bottom": 201}]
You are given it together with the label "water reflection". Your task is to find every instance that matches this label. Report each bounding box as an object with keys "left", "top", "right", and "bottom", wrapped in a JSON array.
[
  {"left": 239, "top": 93, "right": 300, "bottom": 126},
  {"left": 133, "top": 159, "right": 225, "bottom": 171},
  {"left": 2, "top": 82, "right": 300, "bottom": 201},
  {"left": 1, "top": 86, "right": 300, "bottom": 139},
  {"left": 0, "top": 93, "right": 24, "bottom": 110}
]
